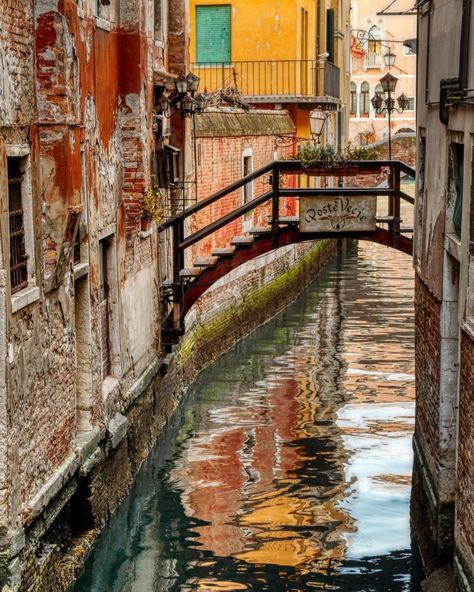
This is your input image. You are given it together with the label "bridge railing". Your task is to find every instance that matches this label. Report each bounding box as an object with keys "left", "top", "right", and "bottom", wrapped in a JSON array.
[{"left": 159, "top": 160, "right": 415, "bottom": 338}]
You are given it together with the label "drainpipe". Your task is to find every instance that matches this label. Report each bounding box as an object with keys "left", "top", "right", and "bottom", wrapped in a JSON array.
[{"left": 459, "top": 0, "right": 471, "bottom": 90}]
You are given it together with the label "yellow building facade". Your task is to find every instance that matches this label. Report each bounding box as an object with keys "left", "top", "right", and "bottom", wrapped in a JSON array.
[{"left": 189, "top": 0, "right": 351, "bottom": 149}]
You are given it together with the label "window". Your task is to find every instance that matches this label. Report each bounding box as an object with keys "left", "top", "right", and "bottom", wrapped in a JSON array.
[
  {"left": 93, "top": 0, "right": 111, "bottom": 20},
  {"left": 156, "top": 145, "right": 181, "bottom": 188},
  {"left": 404, "top": 43, "right": 416, "bottom": 56},
  {"left": 452, "top": 143, "right": 464, "bottom": 237},
  {"left": 360, "top": 81, "right": 370, "bottom": 116},
  {"left": 196, "top": 5, "right": 231, "bottom": 63},
  {"left": 243, "top": 154, "right": 253, "bottom": 203},
  {"left": 350, "top": 82, "right": 357, "bottom": 115},
  {"left": 326, "top": 9, "right": 335, "bottom": 63},
  {"left": 154, "top": 0, "right": 167, "bottom": 44},
  {"left": 8, "top": 158, "right": 28, "bottom": 293},
  {"left": 368, "top": 25, "right": 382, "bottom": 53},
  {"left": 374, "top": 83, "right": 385, "bottom": 117},
  {"left": 407, "top": 97, "right": 415, "bottom": 111}
]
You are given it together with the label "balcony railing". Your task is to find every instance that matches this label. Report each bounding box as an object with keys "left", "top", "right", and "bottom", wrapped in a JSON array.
[
  {"left": 192, "top": 60, "right": 340, "bottom": 101},
  {"left": 365, "top": 52, "right": 383, "bottom": 69}
]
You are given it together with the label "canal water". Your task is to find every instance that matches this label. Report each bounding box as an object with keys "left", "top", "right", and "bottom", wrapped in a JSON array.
[{"left": 72, "top": 240, "right": 419, "bottom": 592}]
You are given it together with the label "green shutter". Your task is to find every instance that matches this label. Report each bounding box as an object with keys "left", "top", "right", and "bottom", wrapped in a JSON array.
[
  {"left": 196, "top": 5, "right": 231, "bottom": 64},
  {"left": 326, "top": 9, "right": 335, "bottom": 64}
]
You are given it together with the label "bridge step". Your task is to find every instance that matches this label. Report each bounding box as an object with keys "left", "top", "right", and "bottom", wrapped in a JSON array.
[
  {"left": 179, "top": 267, "right": 201, "bottom": 278},
  {"left": 400, "top": 227, "right": 414, "bottom": 233},
  {"left": 231, "top": 235, "right": 254, "bottom": 246},
  {"left": 376, "top": 215, "right": 395, "bottom": 224},
  {"left": 212, "top": 247, "right": 236, "bottom": 257},
  {"left": 250, "top": 226, "right": 272, "bottom": 236},
  {"left": 267, "top": 215, "right": 299, "bottom": 225},
  {"left": 194, "top": 256, "right": 219, "bottom": 268}
]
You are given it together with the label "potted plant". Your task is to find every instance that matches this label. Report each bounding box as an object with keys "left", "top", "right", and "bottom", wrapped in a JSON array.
[{"left": 141, "top": 178, "right": 166, "bottom": 230}]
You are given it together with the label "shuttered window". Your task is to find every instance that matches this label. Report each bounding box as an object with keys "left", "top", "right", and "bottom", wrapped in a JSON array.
[
  {"left": 326, "top": 9, "right": 335, "bottom": 64},
  {"left": 196, "top": 5, "right": 231, "bottom": 64}
]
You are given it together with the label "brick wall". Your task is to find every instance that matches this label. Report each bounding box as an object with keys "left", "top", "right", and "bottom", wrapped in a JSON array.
[
  {"left": 192, "top": 118, "right": 295, "bottom": 260},
  {"left": 414, "top": 274, "right": 441, "bottom": 476},
  {"left": 456, "top": 330, "right": 474, "bottom": 559}
]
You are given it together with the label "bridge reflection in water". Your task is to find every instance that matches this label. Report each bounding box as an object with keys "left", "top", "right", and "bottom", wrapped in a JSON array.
[{"left": 72, "top": 239, "right": 420, "bottom": 592}]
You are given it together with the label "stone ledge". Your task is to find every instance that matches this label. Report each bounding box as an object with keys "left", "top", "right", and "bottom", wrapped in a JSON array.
[
  {"left": 122, "top": 357, "right": 160, "bottom": 412},
  {"left": 11, "top": 286, "right": 40, "bottom": 314},
  {"left": 22, "top": 454, "right": 79, "bottom": 528},
  {"left": 106, "top": 413, "right": 128, "bottom": 451}
]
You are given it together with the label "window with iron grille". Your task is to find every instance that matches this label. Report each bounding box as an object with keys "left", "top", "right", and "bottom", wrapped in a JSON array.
[{"left": 7, "top": 158, "right": 28, "bottom": 293}]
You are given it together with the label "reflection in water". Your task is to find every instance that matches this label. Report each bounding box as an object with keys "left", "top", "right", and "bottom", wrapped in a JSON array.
[{"left": 72, "top": 239, "right": 419, "bottom": 592}]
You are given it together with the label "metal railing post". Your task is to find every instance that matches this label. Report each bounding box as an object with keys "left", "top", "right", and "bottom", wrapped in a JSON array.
[
  {"left": 272, "top": 164, "right": 280, "bottom": 249},
  {"left": 393, "top": 163, "right": 401, "bottom": 235},
  {"left": 172, "top": 220, "right": 184, "bottom": 329}
]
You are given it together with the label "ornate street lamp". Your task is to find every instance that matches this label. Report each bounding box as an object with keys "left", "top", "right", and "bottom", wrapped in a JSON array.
[
  {"left": 371, "top": 68, "right": 408, "bottom": 160},
  {"left": 380, "top": 72, "right": 399, "bottom": 94},
  {"left": 309, "top": 110, "right": 328, "bottom": 144},
  {"left": 158, "top": 72, "right": 208, "bottom": 119},
  {"left": 175, "top": 75, "right": 189, "bottom": 95},
  {"left": 186, "top": 72, "right": 200, "bottom": 94},
  {"left": 383, "top": 50, "right": 396, "bottom": 68}
]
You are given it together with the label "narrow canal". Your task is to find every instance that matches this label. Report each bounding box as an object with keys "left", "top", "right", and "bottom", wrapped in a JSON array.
[{"left": 72, "top": 240, "right": 419, "bottom": 592}]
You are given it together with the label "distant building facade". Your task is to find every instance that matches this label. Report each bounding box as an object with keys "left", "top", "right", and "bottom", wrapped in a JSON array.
[
  {"left": 413, "top": 0, "right": 474, "bottom": 587},
  {"left": 188, "top": 0, "right": 351, "bottom": 151},
  {"left": 350, "top": 0, "right": 416, "bottom": 146}
]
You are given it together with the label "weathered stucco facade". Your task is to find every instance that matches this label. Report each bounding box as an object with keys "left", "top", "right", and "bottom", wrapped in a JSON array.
[
  {"left": 413, "top": 0, "right": 474, "bottom": 588},
  {"left": 0, "top": 0, "right": 189, "bottom": 588}
]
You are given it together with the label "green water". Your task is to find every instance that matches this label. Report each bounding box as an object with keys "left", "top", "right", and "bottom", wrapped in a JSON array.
[{"left": 72, "top": 241, "right": 420, "bottom": 591}]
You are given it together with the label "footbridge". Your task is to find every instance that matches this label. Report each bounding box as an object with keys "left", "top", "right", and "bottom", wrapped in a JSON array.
[{"left": 159, "top": 159, "right": 415, "bottom": 345}]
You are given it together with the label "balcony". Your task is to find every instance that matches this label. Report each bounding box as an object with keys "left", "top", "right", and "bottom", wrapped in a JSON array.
[
  {"left": 365, "top": 52, "right": 383, "bottom": 69},
  {"left": 191, "top": 60, "right": 341, "bottom": 105}
]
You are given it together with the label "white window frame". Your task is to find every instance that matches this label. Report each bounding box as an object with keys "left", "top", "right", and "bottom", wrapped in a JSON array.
[
  {"left": 154, "top": 0, "right": 168, "bottom": 48},
  {"left": 6, "top": 145, "right": 39, "bottom": 313}
]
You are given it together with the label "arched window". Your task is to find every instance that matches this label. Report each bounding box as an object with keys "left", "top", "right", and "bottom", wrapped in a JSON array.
[
  {"left": 366, "top": 26, "right": 383, "bottom": 68},
  {"left": 360, "top": 81, "right": 370, "bottom": 116},
  {"left": 368, "top": 25, "right": 382, "bottom": 53},
  {"left": 350, "top": 82, "right": 358, "bottom": 116},
  {"left": 374, "top": 84, "right": 385, "bottom": 117}
]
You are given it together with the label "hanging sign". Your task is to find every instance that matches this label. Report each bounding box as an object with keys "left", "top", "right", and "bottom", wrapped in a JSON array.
[{"left": 299, "top": 195, "right": 377, "bottom": 233}]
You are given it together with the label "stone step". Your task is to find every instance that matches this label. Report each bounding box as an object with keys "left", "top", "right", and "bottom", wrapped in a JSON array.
[
  {"left": 179, "top": 267, "right": 201, "bottom": 278},
  {"left": 194, "top": 256, "right": 219, "bottom": 268},
  {"left": 212, "top": 247, "right": 236, "bottom": 257},
  {"left": 250, "top": 226, "right": 272, "bottom": 236},
  {"left": 231, "top": 235, "right": 254, "bottom": 246},
  {"left": 267, "top": 215, "right": 299, "bottom": 224}
]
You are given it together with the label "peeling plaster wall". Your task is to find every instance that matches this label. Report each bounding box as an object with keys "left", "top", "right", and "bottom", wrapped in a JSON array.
[{"left": 0, "top": 0, "right": 188, "bottom": 588}]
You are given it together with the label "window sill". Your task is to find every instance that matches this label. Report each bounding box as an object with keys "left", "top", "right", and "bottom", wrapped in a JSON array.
[
  {"left": 139, "top": 227, "right": 154, "bottom": 239},
  {"left": 73, "top": 262, "right": 89, "bottom": 281},
  {"left": 11, "top": 285, "right": 40, "bottom": 313},
  {"left": 102, "top": 376, "right": 120, "bottom": 401},
  {"left": 444, "top": 233, "right": 461, "bottom": 261},
  {"left": 463, "top": 320, "right": 474, "bottom": 341},
  {"left": 94, "top": 16, "right": 111, "bottom": 31}
]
